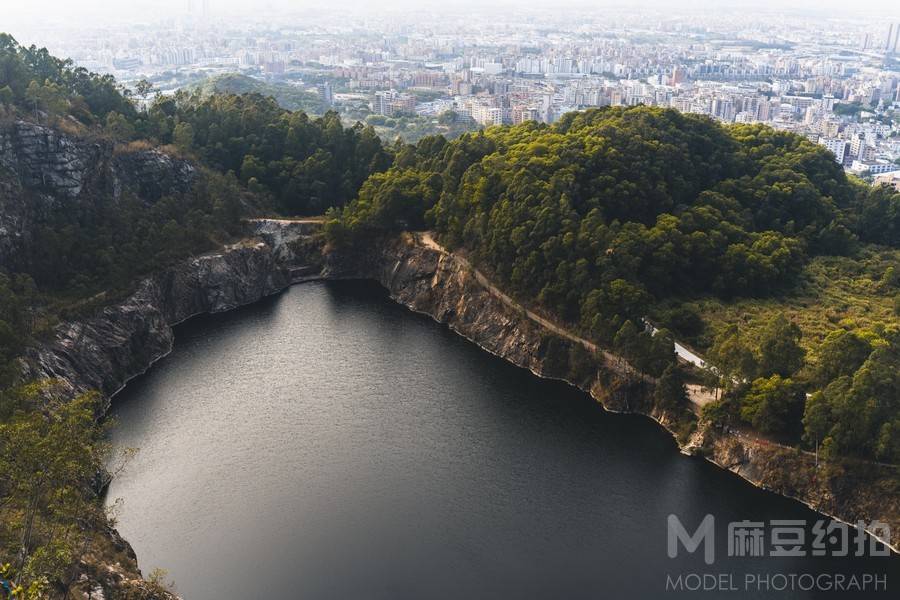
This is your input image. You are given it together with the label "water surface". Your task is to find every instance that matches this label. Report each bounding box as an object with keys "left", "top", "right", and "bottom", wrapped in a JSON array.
[{"left": 107, "top": 281, "right": 898, "bottom": 599}]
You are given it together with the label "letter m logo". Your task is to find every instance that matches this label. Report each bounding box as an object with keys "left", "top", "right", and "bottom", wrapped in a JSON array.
[{"left": 668, "top": 514, "right": 715, "bottom": 565}]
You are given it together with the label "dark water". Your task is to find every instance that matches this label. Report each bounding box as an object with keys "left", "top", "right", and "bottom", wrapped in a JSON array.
[{"left": 106, "top": 281, "right": 899, "bottom": 600}]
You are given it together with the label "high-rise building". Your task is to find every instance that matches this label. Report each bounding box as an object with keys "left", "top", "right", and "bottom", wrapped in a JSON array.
[
  {"left": 318, "top": 82, "right": 333, "bottom": 106},
  {"left": 818, "top": 138, "right": 847, "bottom": 164},
  {"left": 373, "top": 90, "right": 415, "bottom": 116}
]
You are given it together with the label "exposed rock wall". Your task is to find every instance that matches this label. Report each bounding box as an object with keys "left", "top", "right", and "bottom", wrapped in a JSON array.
[
  {"left": 328, "top": 232, "right": 900, "bottom": 550},
  {"left": 23, "top": 219, "right": 322, "bottom": 402},
  {"left": 0, "top": 120, "right": 194, "bottom": 203},
  {"left": 0, "top": 120, "right": 98, "bottom": 198},
  {"left": 0, "top": 119, "right": 195, "bottom": 264},
  {"left": 25, "top": 242, "right": 289, "bottom": 401}
]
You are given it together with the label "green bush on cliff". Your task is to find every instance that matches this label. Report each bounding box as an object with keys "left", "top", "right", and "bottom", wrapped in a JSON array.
[{"left": 0, "top": 384, "right": 110, "bottom": 596}]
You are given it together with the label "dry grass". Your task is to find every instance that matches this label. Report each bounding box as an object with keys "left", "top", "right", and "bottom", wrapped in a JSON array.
[
  {"left": 112, "top": 138, "right": 154, "bottom": 155},
  {"left": 157, "top": 143, "right": 187, "bottom": 159},
  {"left": 678, "top": 245, "right": 899, "bottom": 353},
  {"left": 53, "top": 115, "right": 87, "bottom": 136}
]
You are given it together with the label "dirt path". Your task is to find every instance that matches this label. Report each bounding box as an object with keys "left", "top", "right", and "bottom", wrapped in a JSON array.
[
  {"left": 417, "top": 233, "right": 900, "bottom": 473},
  {"left": 247, "top": 217, "right": 326, "bottom": 225},
  {"left": 420, "top": 232, "right": 727, "bottom": 412},
  {"left": 419, "top": 232, "right": 648, "bottom": 384}
]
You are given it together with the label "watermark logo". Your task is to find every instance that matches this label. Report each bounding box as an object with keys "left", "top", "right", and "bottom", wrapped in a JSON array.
[
  {"left": 668, "top": 514, "right": 891, "bottom": 562},
  {"left": 668, "top": 514, "right": 715, "bottom": 565},
  {"left": 665, "top": 514, "right": 892, "bottom": 593}
]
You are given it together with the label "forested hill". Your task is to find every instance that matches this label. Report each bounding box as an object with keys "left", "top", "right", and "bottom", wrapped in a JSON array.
[
  {"left": 332, "top": 106, "right": 900, "bottom": 464},
  {"left": 193, "top": 73, "right": 327, "bottom": 114},
  {"left": 333, "top": 106, "right": 876, "bottom": 313}
]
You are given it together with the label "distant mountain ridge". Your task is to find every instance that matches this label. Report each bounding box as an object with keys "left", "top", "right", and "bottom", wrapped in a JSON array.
[{"left": 193, "top": 73, "right": 326, "bottom": 114}]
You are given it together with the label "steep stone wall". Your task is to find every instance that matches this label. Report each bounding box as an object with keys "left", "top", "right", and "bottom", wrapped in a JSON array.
[
  {"left": 22, "top": 220, "right": 323, "bottom": 403},
  {"left": 24, "top": 242, "right": 290, "bottom": 401},
  {"left": 0, "top": 119, "right": 195, "bottom": 264},
  {"left": 328, "top": 232, "right": 900, "bottom": 550}
]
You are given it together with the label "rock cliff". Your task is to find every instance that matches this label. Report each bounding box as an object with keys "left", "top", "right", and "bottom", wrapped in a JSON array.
[
  {"left": 25, "top": 241, "right": 290, "bottom": 401},
  {"left": 327, "top": 232, "right": 900, "bottom": 551},
  {"left": 0, "top": 119, "right": 195, "bottom": 265},
  {"left": 22, "top": 218, "right": 324, "bottom": 403}
]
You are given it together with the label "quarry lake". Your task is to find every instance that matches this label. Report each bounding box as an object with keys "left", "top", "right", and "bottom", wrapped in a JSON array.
[{"left": 105, "top": 281, "right": 899, "bottom": 600}]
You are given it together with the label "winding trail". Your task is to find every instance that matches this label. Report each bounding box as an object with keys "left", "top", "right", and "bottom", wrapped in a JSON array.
[
  {"left": 417, "top": 232, "right": 900, "bottom": 471},
  {"left": 417, "top": 232, "right": 722, "bottom": 406},
  {"left": 417, "top": 230, "right": 899, "bottom": 550}
]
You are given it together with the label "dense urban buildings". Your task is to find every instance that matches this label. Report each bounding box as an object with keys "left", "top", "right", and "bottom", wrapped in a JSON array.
[{"left": 9, "top": 3, "right": 900, "bottom": 177}]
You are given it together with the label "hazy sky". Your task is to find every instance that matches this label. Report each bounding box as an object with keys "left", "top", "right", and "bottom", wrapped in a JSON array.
[{"left": 5, "top": 0, "right": 900, "bottom": 24}]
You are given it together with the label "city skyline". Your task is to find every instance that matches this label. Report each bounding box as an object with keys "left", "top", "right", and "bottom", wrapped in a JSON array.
[{"left": 4, "top": 1, "right": 900, "bottom": 178}]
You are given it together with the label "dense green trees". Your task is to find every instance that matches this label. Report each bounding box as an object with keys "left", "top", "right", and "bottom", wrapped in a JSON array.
[
  {"left": 705, "top": 317, "right": 900, "bottom": 462},
  {"left": 331, "top": 105, "right": 898, "bottom": 462},
  {"left": 811, "top": 329, "right": 872, "bottom": 387},
  {"left": 802, "top": 331, "right": 900, "bottom": 462},
  {"left": 0, "top": 385, "right": 109, "bottom": 597},
  {"left": 756, "top": 314, "right": 805, "bottom": 378},
  {"left": 137, "top": 92, "right": 392, "bottom": 215},
  {"left": 334, "top": 106, "right": 871, "bottom": 339},
  {"left": 740, "top": 375, "right": 805, "bottom": 436},
  {"left": 655, "top": 363, "right": 689, "bottom": 414},
  {"left": 11, "top": 170, "right": 246, "bottom": 297},
  {"left": 0, "top": 34, "right": 134, "bottom": 122},
  {"left": 0, "top": 275, "right": 36, "bottom": 391},
  {"left": 854, "top": 184, "right": 900, "bottom": 247}
]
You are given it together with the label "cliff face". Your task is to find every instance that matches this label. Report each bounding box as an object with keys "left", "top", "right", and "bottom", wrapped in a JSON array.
[
  {"left": 23, "top": 218, "right": 325, "bottom": 402},
  {"left": 327, "top": 232, "right": 899, "bottom": 550},
  {"left": 0, "top": 120, "right": 194, "bottom": 203},
  {"left": 0, "top": 119, "right": 195, "bottom": 265},
  {"left": 25, "top": 242, "right": 290, "bottom": 400},
  {"left": 328, "top": 233, "right": 573, "bottom": 381}
]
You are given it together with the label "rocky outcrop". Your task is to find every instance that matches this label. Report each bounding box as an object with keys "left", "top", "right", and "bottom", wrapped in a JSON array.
[
  {"left": 328, "top": 233, "right": 549, "bottom": 375},
  {"left": 23, "top": 218, "right": 328, "bottom": 402},
  {"left": 0, "top": 120, "right": 98, "bottom": 198},
  {"left": 0, "top": 120, "right": 195, "bottom": 203},
  {"left": 702, "top": 430, "right": 900, "bottom": 550},
  {"left": 111, "top": 148, "right": 195, "bottom": 202},
  {"left": 251, "top": 219, "right": 326, "bottom": 277},
  {"left": 25, "top": 241, "right": 290, "bottom": 402},
  {"left": 0, "top": 120, "right": 195, "bottom": 264}
]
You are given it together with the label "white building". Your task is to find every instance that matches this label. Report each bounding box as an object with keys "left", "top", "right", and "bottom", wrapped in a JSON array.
[
  {"left": 818, "top": 138, "right": 847, "bottom": 164},
  {"left": 850, "top": 160, "right": 896, "bottom": 175}
]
